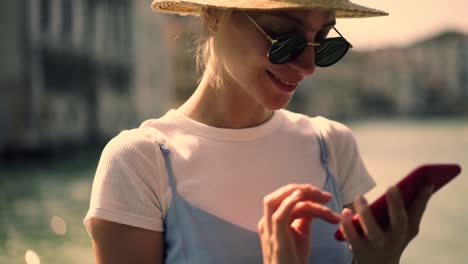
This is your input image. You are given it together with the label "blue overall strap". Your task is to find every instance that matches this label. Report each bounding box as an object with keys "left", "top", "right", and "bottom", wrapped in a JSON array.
[
  {"left": 158, "top": 143, "right": 190, "bottom": 262},
  {"left": 316, "top": 130, "right": 344, "bottom": 209},
  {"left": 310, "top": 129, "right": 353, "bottom": 264},
  {"left": 317, "top": 131, "right": 333, "bottom": 177},
  {"left": 158, "top": 143, "right": 178, "bottom": 195}
]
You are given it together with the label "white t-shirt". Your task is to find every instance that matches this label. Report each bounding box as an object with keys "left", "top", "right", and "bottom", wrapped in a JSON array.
[{"left": 84, "top": 108, "right": 375, "bottom": 235}]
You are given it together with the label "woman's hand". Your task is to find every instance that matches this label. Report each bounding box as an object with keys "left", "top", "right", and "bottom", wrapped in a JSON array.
[
  {"left": 258, "top": 184, "right": 341, "bottom": 264},
  {"left": 341, "top": 185, "right": 434, "bottom": 264}
]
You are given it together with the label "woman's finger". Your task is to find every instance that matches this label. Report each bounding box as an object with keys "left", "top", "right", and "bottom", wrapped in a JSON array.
[
  {"left": 291, "top": 216, "right": 313, "bottom": 237},
  {"left": 264, "top": 184, "right": 302, "bottom": 240},
  {"left": 271, "top": 189, "right": 304, "bottom": 242},
  {"left": 258, "top": 216, "right": 265, "bottom": 235},
  {"left": 257, "top": 217, "right": 271, "bottom": 264},
  {"left": 387, "top": 186, "right": 408, "bottom": 239},
  {"left": 340, "top": 208, "right": 365, "bottom": 250},
  {"left": 353, "top": 196, "right": 385, "bottom": 248},
  {"left": 289, "top": 201, "right": 340, "bottom": 224},
  {"left": 263, "top": 184, "right": 332, "bottom": 238}
]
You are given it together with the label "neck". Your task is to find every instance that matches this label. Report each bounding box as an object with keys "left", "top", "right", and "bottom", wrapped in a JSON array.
[{"left": 177, "top": 69, "right": 274, "bottom": 129}]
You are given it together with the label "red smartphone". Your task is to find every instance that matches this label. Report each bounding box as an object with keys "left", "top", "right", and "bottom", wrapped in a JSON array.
[{"left": 335, "top": 164, "right": 462, "bottom": 241}]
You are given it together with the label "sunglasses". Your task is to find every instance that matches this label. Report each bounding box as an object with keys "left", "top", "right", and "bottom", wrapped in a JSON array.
[{"left": 243, "top": 12, "right": 353, "bottom": 67}]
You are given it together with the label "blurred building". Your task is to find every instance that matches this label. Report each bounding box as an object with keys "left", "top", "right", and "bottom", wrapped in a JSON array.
[
  {"left": 0, "top": 0, "right": 173, "bottom": 156},
  {"left": 302, "top": 30, "right": 468, "bottom": 119}
]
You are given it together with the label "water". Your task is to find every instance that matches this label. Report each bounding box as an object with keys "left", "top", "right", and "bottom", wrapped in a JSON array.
[
  {"left": 0, "top": 157, "right": 97, "bottom": 264},
  {"left": 352, "top": 119, "right": 468, "bottom": 263},
  {"left": 1, "top": 120, "right": 467, "bottom": 264}
]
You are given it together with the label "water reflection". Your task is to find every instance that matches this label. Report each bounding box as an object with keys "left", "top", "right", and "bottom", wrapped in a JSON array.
[
  {"left": 50, "top": 216, "right": 67, "bottom": 236},
  {"left": 0, "top": 151, "right": 97, "bottom": 263},
  {"left": 25, "top": 250, "right": 41, "bottom": 264}
]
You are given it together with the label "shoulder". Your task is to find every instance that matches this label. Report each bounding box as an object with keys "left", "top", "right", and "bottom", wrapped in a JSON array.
[
  {"left": 313, "top": 116, "right": 356, "bottom": 146},
  {"left": 279, "top": 108, "right": 315, "bottom": 127},
  {"left": 101, "top": 117, "right": 172, "bottom": 162},
  {"left": 106, "top": 109, "right": 178, "bottom": 150},
  {"left": 278, "top": 109, "right": 319, "bottom": 136},
  {"left": 103, "top": 128, "right": 160, "bottom": 157},
  {"left": 279, "top": 109, "right": 355, "bottom": 142}
]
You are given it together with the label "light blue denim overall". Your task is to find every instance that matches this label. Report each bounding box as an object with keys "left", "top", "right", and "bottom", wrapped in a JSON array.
[{"left": 158, "top": 130, "right": 352, "bottom": 263}]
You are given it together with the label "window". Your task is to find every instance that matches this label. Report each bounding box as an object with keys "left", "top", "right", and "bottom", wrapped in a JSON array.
[
  {"left": 62, "top": 0, "right": 73, "bottom": 37},
  {"left": 40, "top": 0, "right": 50, "bottom": 33}
]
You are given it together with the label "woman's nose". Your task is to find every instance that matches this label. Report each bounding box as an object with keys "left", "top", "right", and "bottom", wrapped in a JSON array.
[{"left": 287, "top": 45, "right": 316, "bottom": 76}]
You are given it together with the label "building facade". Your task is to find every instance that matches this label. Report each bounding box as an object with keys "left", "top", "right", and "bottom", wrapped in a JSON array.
[{"left": 0, "top": 0, "right": 173, "bottom": 155}]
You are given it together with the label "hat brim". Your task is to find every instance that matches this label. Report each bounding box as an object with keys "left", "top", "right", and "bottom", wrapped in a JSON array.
[{"left": 151, "top": 0, "right": 388, "bottom": 18}]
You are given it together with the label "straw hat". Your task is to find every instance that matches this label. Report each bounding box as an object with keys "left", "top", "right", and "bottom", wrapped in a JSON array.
[{"left": 151, "top": 0, "right": 388, "bottom": 18}]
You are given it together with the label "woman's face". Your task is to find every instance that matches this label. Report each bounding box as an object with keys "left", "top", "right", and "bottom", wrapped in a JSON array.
[{"left": 215, "top": 9, "right": 336, "bottom": 110}]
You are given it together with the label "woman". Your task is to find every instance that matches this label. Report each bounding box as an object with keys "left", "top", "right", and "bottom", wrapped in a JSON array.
[{"left": 84, "top": 1, "right": 434, "bottom": 263}]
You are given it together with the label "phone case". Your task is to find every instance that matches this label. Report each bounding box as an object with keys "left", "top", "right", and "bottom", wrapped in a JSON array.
[{"left": 335, "top": 164, "right": 461, "bottom": 241}]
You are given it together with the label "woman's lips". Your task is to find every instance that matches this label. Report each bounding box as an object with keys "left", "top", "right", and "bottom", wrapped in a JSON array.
[{"left": 266, "top": 70, "right": 299, "bottom": 93}]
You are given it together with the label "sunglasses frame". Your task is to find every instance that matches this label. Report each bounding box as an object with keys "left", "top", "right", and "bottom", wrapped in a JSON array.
[{"left": 243, "top": 12, "right": 353, "bottom": 67}]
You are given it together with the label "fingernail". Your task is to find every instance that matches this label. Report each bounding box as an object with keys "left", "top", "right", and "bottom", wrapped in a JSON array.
[{"left": 343, "top": 208, "right": 353, "bottom": 218}]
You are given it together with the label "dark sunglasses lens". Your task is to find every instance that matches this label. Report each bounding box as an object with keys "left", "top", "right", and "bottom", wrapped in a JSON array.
[
  {"left": 315, "top": 38, "right": 350, "bottom": 67},
  {"left": 268, "top": 35, "right": 307, "bottom": 64}
]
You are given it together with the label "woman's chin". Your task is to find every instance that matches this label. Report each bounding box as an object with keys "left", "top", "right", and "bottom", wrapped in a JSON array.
[{"left": 262, "top": 93, "right": 294, "bottom": 110}]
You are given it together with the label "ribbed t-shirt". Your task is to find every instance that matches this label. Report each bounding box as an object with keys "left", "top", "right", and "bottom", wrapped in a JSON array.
[{"left": 84, "top": 108, "right": 375, "bottom": 235}]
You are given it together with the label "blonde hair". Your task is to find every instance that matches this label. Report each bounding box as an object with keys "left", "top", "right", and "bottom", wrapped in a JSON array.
[{"left": 196, "top": 8, "right": 232, "bottom": 92}]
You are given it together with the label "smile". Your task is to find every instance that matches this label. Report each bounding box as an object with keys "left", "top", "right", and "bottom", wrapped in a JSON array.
[{"left": 266, "top": 71, "right": 298, "bottom": 87}]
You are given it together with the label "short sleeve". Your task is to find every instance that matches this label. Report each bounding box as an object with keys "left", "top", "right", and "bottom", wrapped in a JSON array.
[
  {"left": 317, "top": 117, "right": 376, "bottom": 205},
  {"left": 83, "top": 128, "right": 164, "bottom": 236}
]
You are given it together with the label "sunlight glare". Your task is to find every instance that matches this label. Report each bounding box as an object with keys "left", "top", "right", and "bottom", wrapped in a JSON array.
[
  {"left": 25, "top": 250, "right": 40, "bottom": 264},
  {"left": 50, "top": 216, "right": 67, "bottom": 235}
]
